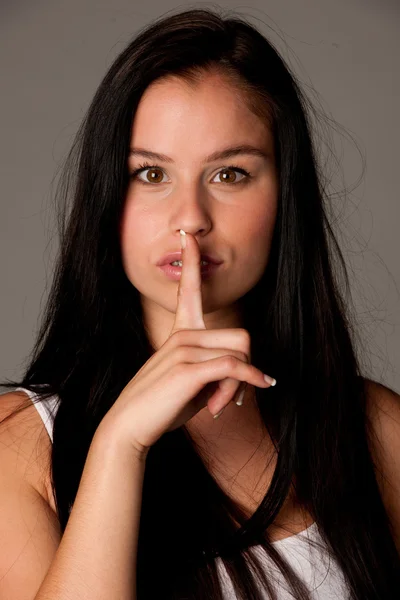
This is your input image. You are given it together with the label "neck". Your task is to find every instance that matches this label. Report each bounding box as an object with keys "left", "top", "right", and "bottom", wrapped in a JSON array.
[
  {"left": 185, "top": 384, "right": 271, "bottom": 467},
  {"left": 186, "top": 384, "right": 277, "bottom": 522}
]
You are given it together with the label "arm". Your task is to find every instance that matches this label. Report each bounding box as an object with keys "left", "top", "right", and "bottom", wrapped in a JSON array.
[
  {"left": 35, "top": 422, "right": 147, "bottom": 600},
  {"left": 0, "top": 397, "right": 146, "bottom": 600}
]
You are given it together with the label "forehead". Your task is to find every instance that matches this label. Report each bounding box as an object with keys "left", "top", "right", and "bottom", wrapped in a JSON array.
[{"left": 130, "top": 73, "right": 272, "bottom": 153}]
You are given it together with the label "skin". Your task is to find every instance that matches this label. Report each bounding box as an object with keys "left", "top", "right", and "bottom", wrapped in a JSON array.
[{"left": 119, "top": 71, "right": 279, "bottom": 500}]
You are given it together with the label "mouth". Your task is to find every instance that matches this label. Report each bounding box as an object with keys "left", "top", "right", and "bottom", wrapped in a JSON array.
[
  {"left": 158, "top": 261, "right": 221, "bottom": 281},
  {"left": 156, "top": 252, "right": 223, "bottom": 267}
]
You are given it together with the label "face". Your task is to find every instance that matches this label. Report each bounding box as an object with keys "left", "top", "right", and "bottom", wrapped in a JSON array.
[{"left": 120, "top": 71, "right": 278, "bottom": 349}]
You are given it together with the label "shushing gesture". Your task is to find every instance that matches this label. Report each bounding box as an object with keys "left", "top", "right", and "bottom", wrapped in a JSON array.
[{"left": 101, "top": 230, "right": 276, "bottom": 459}]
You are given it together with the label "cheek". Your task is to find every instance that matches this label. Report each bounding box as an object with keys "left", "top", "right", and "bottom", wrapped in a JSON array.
[
  {"left": 233, "top": 201, "right": 277, "bottom": 275},
  {"left": 120, "top": 195, "right": 157, "bottom": 246},
  {"left": 120, "top": 204, "right": 139, "bottom": 260},
  {"left": 119, "top": 201, "right": 156, "bottom": 272},
  {"left": 236, "top": 199, "right": 276, "bottom": 248}
]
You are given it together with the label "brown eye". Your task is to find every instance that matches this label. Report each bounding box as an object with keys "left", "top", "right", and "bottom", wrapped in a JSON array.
[
  {"left": 129, "top": 164, "right": 168, "bottom": 184},
  {"left": 217, "top": 168, "right": 242, "bottom": 184},
  {"left": 143, "top": 167, "right": 164, "bottom": 184},
  {"left": 212, "top": 166, "right": 250, "bottom": 185}
]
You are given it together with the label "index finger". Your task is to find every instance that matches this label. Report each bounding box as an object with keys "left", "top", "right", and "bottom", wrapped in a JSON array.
[{"left": 170, "top": 230, "right": 206, "bottom": 334}]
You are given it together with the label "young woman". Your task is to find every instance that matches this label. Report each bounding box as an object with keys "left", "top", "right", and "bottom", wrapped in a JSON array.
[{"left": 0, "top": 7, "right": 399, "bottom": 600}]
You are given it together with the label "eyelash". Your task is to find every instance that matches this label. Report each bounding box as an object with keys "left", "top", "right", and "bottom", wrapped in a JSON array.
[{"left": 129, "top": 161, "right": 253, "bottom": 186}]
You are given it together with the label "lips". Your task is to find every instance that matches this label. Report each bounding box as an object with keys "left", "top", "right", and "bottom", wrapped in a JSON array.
[{"left": 156, "top": 252, "right": 223, "bottom": 267}]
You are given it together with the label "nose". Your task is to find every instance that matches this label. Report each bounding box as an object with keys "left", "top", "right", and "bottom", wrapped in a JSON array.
[{"left": 170, "top": 188, "right": 212, "bottom": 238}]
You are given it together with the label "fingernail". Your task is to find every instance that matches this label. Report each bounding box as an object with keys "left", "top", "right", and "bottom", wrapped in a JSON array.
[
  {"left": 180, "top": 229, "right": 186, "bottom": 249},
  {"left": 264, "top": 375, "right": 277, "bottom": 386},
  {"left": 235, "top": 389, "right": 245, "bottom": 406},
  {"left": 213, "top": 407, "right": 225, "bottom": 419}
]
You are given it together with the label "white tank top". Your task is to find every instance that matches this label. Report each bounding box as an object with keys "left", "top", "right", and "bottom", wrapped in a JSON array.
[{"left": 14, "top": 387, "right": 351, "bottom": 599}]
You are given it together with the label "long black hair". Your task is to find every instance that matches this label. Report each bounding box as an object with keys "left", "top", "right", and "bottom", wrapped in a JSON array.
[{"left": 1, "top": 6, "right": 399, "bottom": 599}]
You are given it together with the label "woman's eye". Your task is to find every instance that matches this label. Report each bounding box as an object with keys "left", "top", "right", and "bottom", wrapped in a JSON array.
[
  {"left": 130, "top": 164, "right": 252, "bottom": 185},
  {"left": 213, "top": 168, "right": 249, "bottom": 184},
  {"left": 136, "top": 166, "right": 167, "bottom": 184}
]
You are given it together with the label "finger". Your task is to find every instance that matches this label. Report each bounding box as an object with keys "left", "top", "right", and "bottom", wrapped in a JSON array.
[
  {"left": 211, "top": 380, "right": 247, "bottom": 419},
  {"left": 187, "top": 355, "right": 271, "bottom": 394},
  {"left": 170, "top": 230, "right": 206, "bottom": 334},
  {"left": 235, "top": 382, "right": 247, "bottom": 406},
  {"left": 167, "top": 345, "right": 248, "bottom": 370},
  {"left": 166, "top": 329, "right": 252, "bottom": 366}
]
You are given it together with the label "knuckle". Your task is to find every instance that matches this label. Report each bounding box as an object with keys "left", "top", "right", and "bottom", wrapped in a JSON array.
[
  {"left": 170, "top": 362, "right": 187, "bottom": 379},
  {"left": 238, "top": 350, "right": 248, "bottom": 363},
  {"left": 222, "top": 355, "right": 238, "bottom": 370},
  {"left": 239, "top": 328, "right": 251, "bottom": 344},
  {"left": 232, "top": 349, "right": 247, "bottom": 363},
  {"left": 237, "top": 328, "right": 251, "bottom": 354},
  {"left": 173, "top": 345, "right": 190, "bottom": 364},
  {"left": 170, "top": 328, "right": 188, "bottom": 345}
]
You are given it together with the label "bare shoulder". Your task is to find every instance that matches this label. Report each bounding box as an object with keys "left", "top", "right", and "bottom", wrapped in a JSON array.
[
  {"left": 364, "top": 378, "right": 400, "bottom": 551},
  {"left": 0, "top": 390, "right": 54, "bottom": 510},
  {"left": 0, "top": 391, "right": 61, "bottom": 597}
]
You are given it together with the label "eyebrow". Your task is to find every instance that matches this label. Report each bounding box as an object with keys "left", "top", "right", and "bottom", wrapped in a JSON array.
[{"left": 128, "top": 144, "right": 270, "bottom": 164}]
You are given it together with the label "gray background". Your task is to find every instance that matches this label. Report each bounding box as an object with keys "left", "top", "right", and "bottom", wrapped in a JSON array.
[{"left": 1, "top": 1, "right": 399, "bottom": 392}]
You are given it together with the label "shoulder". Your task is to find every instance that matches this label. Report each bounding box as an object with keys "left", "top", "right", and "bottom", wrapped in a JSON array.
[
  {"left": 0, "top": 392, "right": 61, "bottom": 594},
  {"left": 0, "top": 390, "right": 54, "bottom": 510},
  {"left": 364, "top": 378, "right": 400, "bottom": 552}
]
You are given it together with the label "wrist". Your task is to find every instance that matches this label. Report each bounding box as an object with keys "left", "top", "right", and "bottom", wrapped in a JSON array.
[{"left": 93, "top": 417, "right": 150, "bottom": 465}]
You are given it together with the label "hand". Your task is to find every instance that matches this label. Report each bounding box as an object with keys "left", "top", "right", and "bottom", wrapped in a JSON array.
[{"left": 100, "top": 231, "right": 276, "bottom": 459}]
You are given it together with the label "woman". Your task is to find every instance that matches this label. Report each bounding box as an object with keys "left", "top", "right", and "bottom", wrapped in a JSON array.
[{"left": 0, "top": 7, "right": 399, "bottom": 600}]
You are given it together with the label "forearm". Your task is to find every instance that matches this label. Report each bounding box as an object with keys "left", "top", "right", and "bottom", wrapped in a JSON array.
[{"left": 35, "top": 424, "right": 146, "bottom": 600}]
